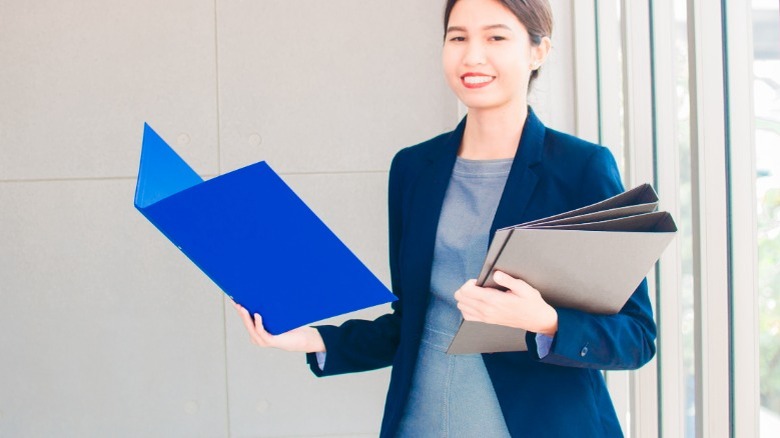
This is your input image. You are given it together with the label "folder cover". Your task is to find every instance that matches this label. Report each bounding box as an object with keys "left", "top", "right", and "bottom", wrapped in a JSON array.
[
  {"left": 447, "top": 184, "right": 676, "bottom": 354},
  {"left": 134, "top": 123, "right": 397, "bottom": 335}
]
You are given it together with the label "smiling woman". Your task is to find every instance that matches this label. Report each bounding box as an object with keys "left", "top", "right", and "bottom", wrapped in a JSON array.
[
  {"left": 233, "top": 0, "right": 656, "bottom": 436},
  {"left": 442, "top": 0, "right": 552, "bottom": 161},
  {"left": 443, "top": 0, "right": 552, "bottom": 97}
]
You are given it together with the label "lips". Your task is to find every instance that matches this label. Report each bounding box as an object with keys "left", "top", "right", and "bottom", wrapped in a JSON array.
[{"left": 461, "top": 73, "right": 495, "bottom": 89}]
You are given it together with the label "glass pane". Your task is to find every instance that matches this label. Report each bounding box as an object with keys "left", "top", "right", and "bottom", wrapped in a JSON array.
[
  {"left": 754, "top": 0, "right": 780, "bottom": 435},
  {"left": 672, "top": 0, "right": 696, "bottom": 436}
]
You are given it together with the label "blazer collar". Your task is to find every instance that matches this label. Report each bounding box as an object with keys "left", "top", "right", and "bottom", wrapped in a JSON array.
[
  {"left": 490, "top": 108, "right": 545, "bottom": 234},
  {"left": 424, "top": 107, "right": 545, "bottom": 167},
  {"left": 424, "top": 107, "right": 546, "bottom": 237}
]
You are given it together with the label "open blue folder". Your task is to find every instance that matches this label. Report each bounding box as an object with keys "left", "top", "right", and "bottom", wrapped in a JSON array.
[{"left": 134, "top": 123, "right": 397, "bottom": 334}]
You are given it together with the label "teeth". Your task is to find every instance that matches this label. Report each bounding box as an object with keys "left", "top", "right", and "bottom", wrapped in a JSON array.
[{"left": 464, "top": 76, "right": 493, "bottom": 84}]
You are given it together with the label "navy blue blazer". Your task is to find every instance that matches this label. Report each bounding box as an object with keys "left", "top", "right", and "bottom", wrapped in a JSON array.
[{"left": 307, "top": 109, "right": 656, "bottom": 437}]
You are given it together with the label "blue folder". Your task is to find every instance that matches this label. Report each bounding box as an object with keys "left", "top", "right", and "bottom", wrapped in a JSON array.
[{"left": 134, "top": 123, "right": 397, "bottom": 334}]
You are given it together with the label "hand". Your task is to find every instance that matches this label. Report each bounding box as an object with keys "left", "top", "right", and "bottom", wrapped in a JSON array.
[
  {"left": 233, "top": 301, "right": 326, "bottom": 353},
  {"left": 454, "top": 271, "right": 558, "bottom": 336}
]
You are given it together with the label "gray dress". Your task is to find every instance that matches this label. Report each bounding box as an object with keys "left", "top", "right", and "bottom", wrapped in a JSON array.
[{"left": 396, "top": 157, "right": 513, "bottom": 437}]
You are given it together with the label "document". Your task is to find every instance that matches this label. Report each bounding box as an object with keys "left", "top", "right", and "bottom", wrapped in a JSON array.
[
  {"left": 447, "top": 184, "right": 676, "bottom": 354},
  {"left": 134, "top": 123, "right": 397, "bottom": 335}
]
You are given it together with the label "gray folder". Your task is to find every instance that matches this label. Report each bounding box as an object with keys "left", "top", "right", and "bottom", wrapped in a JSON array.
[{"left": 447, "top": 184, "right": 676, "bottom": 355}]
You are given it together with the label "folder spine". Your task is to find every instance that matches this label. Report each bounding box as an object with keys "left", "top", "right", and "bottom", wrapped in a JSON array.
[{"left": 478, "top": 229, "right": 514, "bottom": 288}]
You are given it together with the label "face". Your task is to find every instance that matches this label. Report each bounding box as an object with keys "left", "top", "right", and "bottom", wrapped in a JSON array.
[{"left": 442, "top": 0, "right": 547, "bottom": 112}]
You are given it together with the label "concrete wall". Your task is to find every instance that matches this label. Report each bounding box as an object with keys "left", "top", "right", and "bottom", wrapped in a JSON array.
[{"left": 0, "top": 1, "right": 575, "bottom": 436}]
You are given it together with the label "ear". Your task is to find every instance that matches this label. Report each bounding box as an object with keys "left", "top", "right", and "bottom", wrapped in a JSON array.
[{"left": 531, "top": 36, "right": 552, "bottom": 70}]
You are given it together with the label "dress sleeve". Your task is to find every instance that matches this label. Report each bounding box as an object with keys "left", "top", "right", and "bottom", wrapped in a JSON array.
[
  {"left": 526, "top": 147, "right": 657, "bottom": 370},
  {"left": 305, "top": 150, "right": 408, "bottom": 377}
]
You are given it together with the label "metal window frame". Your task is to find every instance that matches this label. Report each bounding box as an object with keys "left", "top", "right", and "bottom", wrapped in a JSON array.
[
  {"left": 592, "top": 1, "right": 633, "bottom": 433},
  {"left": 722, "top": 0, "right": 759, "bottom": 435},
  {"left": 595, "top": 0, "right": 625, "bottom": 163},
  {"left": 620, "top": 1, "right": 660, "bottom": 437},
  {"left": 573, "top": 0, "right": 600, "bottom": 144},
  {"left": 686, "top": 0, "right": 732, "bottom": 436},
  {"left": 650, "top": 0, "right": 687, "bottom": 436}
]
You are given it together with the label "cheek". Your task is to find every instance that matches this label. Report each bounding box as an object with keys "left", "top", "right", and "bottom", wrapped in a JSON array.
[
  {"left": 494, "top": 56, "right": 530, "bottom": 86},
  {"left": 494, "top": 45, "right": 530, "bottom": 72},
  {"left": 441, "top": 50, "right": 462, "bottom": 88},
  {"left": 441, "top": 49, "right": 459, "bottom": 75}
]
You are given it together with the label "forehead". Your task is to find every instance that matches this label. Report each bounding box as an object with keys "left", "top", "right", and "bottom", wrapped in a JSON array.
[{"left": 448, "top": 0, "right": 524, "bottom": 30}]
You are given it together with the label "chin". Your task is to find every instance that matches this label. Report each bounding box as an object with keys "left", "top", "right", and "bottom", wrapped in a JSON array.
[{"left": 458, "top": 98, "right": 507, "bottom": 112}]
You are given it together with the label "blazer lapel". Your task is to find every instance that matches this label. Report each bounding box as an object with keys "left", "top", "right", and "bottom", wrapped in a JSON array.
[
  {"left": 401, "top": 110, "right": 546, "bottom": 333},
  {"left": 489, "top": 108, "right": 546, "bottom": 242},
  {"left": 401, "top": 119, "right": 463, "bottom": 327}
]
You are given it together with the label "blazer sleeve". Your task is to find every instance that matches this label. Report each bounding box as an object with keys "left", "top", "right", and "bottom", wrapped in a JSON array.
[
  {"left": 526, "top": 147, "right": 657, "bottom": 370},
  {"left": 306, "top": 151, "right": 407, "bottom": 377}
]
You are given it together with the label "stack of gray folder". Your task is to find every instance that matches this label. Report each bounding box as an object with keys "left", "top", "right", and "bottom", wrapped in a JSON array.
[{"left": 447, "top": 183, "right": 677, "bottom": 354}]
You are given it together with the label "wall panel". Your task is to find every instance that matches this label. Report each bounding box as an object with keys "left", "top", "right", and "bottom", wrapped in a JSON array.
[
  {"left": 215, "top": 0, "right": 457, "bottom": 175},
  {"left": 0, "top": 180, "right": 228, "bottom": 437},
  {"left": 0, "top": 0, "right": 219, "bottom": 181}
]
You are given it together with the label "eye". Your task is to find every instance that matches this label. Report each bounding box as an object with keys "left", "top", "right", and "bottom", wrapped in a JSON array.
[
  {"left": 448, "top": 36, "right": 466, "bottom": 42},
  {"left": 489, "top": 35, "right": 507, "bottom": 41}
]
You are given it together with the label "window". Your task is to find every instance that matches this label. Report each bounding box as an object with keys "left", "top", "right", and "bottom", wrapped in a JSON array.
[{"left": 754, "top": 1, "right": 780, "bottom": 435}]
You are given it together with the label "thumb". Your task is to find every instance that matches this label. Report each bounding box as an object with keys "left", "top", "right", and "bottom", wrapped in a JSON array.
[{"left": 492, "top": 270, "right": 520, "bottom": 291}]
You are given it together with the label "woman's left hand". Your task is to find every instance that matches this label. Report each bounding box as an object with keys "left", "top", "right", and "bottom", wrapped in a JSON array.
[{"left": 454, "top": 270, "right": 558, "bottom": 337}]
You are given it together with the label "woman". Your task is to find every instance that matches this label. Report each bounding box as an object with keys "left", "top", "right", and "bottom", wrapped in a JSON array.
[{"left": 235, "top": 0, "right": 656, "bottom": 436}]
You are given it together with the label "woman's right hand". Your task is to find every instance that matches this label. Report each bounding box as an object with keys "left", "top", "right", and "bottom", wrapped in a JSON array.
[{"left": 233, "top": 301, "right": 326, "bottom": 353}]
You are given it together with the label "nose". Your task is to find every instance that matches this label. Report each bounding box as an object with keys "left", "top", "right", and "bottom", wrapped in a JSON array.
[{"left": 463, "top": 40, "right": 486, "bottom": 66}]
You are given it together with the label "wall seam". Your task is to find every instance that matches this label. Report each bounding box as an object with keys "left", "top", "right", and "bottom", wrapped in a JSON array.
[
  {"left": 213, "top": 0, "right": 231, "bottom": 436},
  {"left": 0, "top": 170, "right": 390, "bottom": 185}
]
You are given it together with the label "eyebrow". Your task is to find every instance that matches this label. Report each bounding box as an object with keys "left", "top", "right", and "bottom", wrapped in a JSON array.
[{"left": 446, "top": 24, "right": 513, "bottom": 34}]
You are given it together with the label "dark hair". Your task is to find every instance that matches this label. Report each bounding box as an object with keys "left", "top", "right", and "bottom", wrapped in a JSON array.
[{"left": 443, "top": 0, "right": 553, "bottom": 82}]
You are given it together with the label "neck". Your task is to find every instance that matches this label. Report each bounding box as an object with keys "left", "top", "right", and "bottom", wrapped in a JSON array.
[{"left": 458, "top": 103, "right": 528, "bottom": 160}]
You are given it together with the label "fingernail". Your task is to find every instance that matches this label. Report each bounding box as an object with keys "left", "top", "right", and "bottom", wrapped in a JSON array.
[{"left": 493, "top": 271, "right": 504, "bottom": 281}]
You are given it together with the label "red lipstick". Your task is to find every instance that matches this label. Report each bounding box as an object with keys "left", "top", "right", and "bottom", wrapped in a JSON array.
[{"left": 461, "top": 72, "right": 495, "bottom": 89}]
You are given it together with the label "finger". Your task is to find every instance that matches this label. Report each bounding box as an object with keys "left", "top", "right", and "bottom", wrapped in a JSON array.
[
  {"left": 234, "top": 302, "right": 250, "bottom": 320},
  {"left": 457, "top": 301, "right": 473, "bottom": 318},
  {"left": 492, "top": 270, "right": 516, "bottom": 287},
  {"left": 467, "top": 285, "right": 508, "bottom": 309},
  {"left": 455, "top": 279, "right": 479, "bottom": 300},
  {"left": 457, "top": 301, "right": 482, "bottom": 322},
  {"left": 253, "top": 314, "right": 275, "bottom": 347},
  {"left": 236, "top": 307, "right": 263, "bottom": 345},
  {"left": 454, "top": 288, "right": 482, "bottom": 306},
  {"left": 459, "top": 282, "right": 494, "bottom": 302},
  {"left": 457, "top": 299, "right": 482, "bottom": 315},
  {"left": 454, "top": 288, "right": 464, "bottom": 302},
  {"left": 493, "top": 271, "right": 532, "bottom": 296}
]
